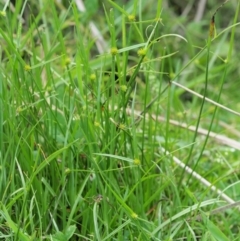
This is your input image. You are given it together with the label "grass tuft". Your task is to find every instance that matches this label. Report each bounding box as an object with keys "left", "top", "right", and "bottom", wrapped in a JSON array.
[{"left": 1, "top": 0, "right": 240, "bottom": 240}]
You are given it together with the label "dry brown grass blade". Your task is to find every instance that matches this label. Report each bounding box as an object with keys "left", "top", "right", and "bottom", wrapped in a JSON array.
[
  {"left": 159, "top": 147, "right": 237, "bottom": 205},
  {"left": 127, "top": 108, "right": 240, "bottom": 151},
  {"left": 74, "top": 0, "right": 107, "bottom": 54}
]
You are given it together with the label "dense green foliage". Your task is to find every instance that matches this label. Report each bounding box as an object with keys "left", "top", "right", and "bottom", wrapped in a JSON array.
[{"left": 0, "top": 0, "right": 240, "bottom": 240}]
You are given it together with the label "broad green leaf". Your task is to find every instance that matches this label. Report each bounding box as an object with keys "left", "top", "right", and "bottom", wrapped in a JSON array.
[{"left": 205, "top": 218, "right": 230, "bottom": 241}]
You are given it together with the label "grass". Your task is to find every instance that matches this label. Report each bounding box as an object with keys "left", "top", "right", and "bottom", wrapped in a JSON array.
[{"left": 1, "top": 0, "right": 240, "bottom": 240}]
